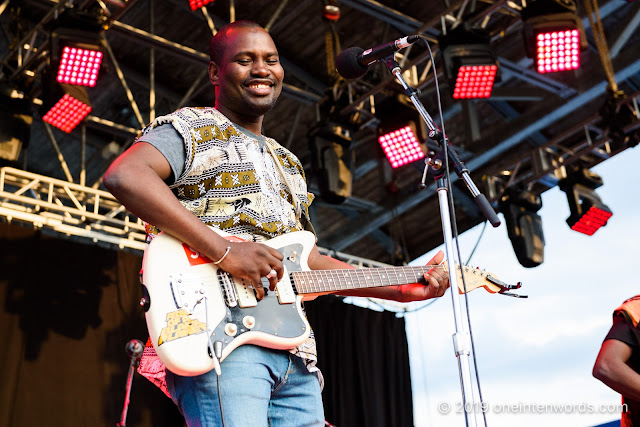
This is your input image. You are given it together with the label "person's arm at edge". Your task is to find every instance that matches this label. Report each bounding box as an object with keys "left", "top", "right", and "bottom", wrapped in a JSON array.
[
  {"left": 306, "top": 245, "right": 449, "bottom": 302},
  {"left": 593, "top": 339, "right": 640, "bottom": 401}
]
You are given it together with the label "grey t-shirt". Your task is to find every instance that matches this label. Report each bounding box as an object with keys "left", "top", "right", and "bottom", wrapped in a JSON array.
[{"left": 138, "top": 124, "right": 185, "bottom": 185}]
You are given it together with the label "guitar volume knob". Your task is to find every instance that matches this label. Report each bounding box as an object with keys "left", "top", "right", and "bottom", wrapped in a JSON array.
[
  {"left": 243, "top": 316, "right": 256, "bottom": 329},
  {"left": 224, "top": 323, "right": 238, "bottom": 336}
]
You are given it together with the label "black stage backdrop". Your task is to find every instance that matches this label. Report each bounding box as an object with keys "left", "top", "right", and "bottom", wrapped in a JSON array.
[
  {"left": 0, "top": 223, "right": 413, "bottom": 427},
  {"left": 305, "top": 297, "right": 414, "bottom": 427}
]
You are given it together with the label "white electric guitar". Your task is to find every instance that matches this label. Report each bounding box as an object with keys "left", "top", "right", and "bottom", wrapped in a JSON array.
[{"left": 141, "top": 227, "right": 522, "bottom": 376}]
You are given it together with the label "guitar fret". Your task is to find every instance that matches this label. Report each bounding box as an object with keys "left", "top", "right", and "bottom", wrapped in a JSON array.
[
  {"left": 358, "top": 269, "right": 366, "bottom": 288},
  {"left": 348, "top": 270, "right": 356, "bottom": 290},
  {"left": 319, "top": 270, "right": 328, "bottom": 291},
  {"left": 355, "top": 269, "right": 364, "bottom": 289}
]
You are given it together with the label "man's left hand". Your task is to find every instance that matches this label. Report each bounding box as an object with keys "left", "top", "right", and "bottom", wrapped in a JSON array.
[{"left": 396, "top": 250, "right": 450, "bottom": 302}]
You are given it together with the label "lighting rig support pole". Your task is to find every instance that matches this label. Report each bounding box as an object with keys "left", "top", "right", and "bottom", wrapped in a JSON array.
[{"left": 382, "top": 55, "right": 500, "bottom": 427}]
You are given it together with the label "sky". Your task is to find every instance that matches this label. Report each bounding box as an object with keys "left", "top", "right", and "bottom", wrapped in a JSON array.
[{"left": 403, "top": 145, "right": 640, "bottom": 426}]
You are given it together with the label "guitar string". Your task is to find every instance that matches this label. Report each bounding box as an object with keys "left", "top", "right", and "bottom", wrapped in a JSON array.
[{"left": 291, "top": 265, "right": 451, "bottom": 293}]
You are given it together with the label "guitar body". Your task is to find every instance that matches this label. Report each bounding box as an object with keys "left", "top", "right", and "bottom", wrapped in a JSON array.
[{"left": 141, "top": 228, "right": 316, "bottom": 376}]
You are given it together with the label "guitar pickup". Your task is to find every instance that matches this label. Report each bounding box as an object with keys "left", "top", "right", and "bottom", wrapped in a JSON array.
[
  {"left": 276, "top": 274, "right": 296, "bottom": 304},
  {"left": 234, "top": 281, "right": 257, "bottom": 308}
]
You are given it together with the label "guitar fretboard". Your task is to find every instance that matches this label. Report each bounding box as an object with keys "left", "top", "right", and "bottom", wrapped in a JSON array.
[{"left": 291, "top": 266, "right": 443, "bottom": 294}]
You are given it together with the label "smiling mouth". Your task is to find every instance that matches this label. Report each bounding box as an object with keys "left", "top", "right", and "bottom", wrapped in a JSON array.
[
  {"left": 247, "top": 83, "right": 272, "bottom": 89},
  {"left": 245, "top": 82, "right": 275, "bottom": 97}
]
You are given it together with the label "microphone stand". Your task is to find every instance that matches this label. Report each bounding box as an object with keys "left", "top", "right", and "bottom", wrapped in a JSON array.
[
  {"left": 117, "top": 339, "right": 144, "bottom": 427},
  {"left": 381, "top": 56, "right": 500, "bottom": 427}
]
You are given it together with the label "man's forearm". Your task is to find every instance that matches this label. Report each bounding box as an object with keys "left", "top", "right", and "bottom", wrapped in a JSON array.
[{"left": 103, "top": 146, "right": 232, "bottom": 262}]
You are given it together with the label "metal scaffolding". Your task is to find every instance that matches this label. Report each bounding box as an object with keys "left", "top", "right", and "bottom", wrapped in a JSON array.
[{"left": 0, "top": 167, "right": 147, "bottom": 251}]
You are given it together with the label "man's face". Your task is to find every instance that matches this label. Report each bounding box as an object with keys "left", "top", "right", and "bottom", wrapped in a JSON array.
[{"left": 209, "top": 27, "right": 284, "bottom": 125}]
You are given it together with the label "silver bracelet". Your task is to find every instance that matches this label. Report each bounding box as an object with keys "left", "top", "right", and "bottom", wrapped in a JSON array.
[{"left": 213, "top": 246, "right": 231, "bottom": 265}]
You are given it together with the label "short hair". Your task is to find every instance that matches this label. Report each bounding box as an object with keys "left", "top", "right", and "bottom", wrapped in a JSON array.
[{"left": 209, "top": 20, "right": 265, "bottom": 64}]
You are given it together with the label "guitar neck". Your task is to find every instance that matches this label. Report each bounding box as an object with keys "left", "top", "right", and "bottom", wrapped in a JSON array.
[{"left": 292, "top": 266, "right": 434, "bottom": 295}]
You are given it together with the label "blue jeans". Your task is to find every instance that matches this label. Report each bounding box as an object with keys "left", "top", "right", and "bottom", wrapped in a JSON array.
[{"left": 166, "top": 345, "right": 325, "bottom": 427}]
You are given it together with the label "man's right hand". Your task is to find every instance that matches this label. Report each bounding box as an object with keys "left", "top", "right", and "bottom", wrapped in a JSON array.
[{"left": 217, "top": 241, "right": 285, "bottom": 300}]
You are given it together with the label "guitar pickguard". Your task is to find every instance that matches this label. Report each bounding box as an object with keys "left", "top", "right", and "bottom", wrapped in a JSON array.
[{"left": 207, "top": 242, "right": 307, "bottom": 357}]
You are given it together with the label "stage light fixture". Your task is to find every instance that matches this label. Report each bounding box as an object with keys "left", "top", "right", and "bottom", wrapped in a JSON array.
[
  {"left": 522, "top": 0, "right": 585, "bottom": 74},
  {"left": 51, "top": 27, "right": 104, "bottom": 87},
  {"left": 42, "top": 84, "right": 92, "bottom": 133},
  {"left": 189, "top": 0, "right": 215, "bottom": 10},
  {"left": 600, "top": 89, "right": 640, "bottom": 148},
  {"left": 376, "top": 96, "right": 428, "bottom": 169},
  {"left": 378, "top": 123, "right": 425, "bottom": 169},
  {"left": 0, "top": 88, "right": 32, "bottom": 162},
  {"left": 56, "top": 45, "right": 103, "bottom": 87},
  {"left": 502, "top": 190, "right": 545, "bottom": 268},
  {"left": 559, "top": 169, "right": 612, "bottom": 236},
  {"left": 309, "top": 123, "right": 354, "bottom": 203},
  {"left": 439, "top": 26, "right": 498, "bottom": 99}
]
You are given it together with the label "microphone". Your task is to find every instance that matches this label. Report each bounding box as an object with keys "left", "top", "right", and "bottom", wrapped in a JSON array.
[
  {"left": 335, "top": 35, "right": 421, "bottom": 79},
  {"left": 125, "top": 339, "right": 144, "bottom": 367}
]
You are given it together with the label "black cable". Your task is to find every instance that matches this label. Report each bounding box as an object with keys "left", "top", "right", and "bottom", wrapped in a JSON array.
[
  {"left": 465, "top": 220, "right": 488, "bottom": 266},
  {"left": 419, "top": 36, "right": 488, "bottom": 427}
]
